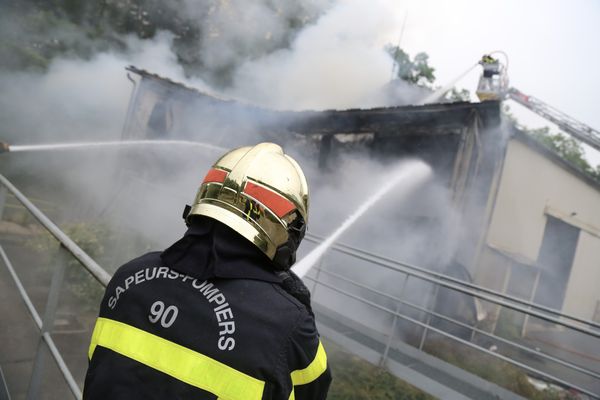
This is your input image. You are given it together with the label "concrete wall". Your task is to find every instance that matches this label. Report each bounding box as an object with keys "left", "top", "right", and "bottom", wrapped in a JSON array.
[
  {"left": 563, "top": 231, "right": 600, "bottom": 319},
  {"left": 477, "top": 136, "right": 600, "bottom": 320}
]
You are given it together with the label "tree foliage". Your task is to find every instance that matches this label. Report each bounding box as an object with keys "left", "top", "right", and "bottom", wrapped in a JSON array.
[
  {"left": 385, "top": 44, "right": 470, "bottom": 103},
  {"left": 1, "top": 0, "right": 322, "bottom": 87},
  {"left": 531, "top": 128, "right": 600, "bottom": 181},
  {"left": 502, "top": 106, "right": 600, "bottom": 181},
  {"left": 386, "top": 45, "right": 435, "bottom": 88},
  {"left": 443, "top": 87, "right": 471, "bottom": 103}
]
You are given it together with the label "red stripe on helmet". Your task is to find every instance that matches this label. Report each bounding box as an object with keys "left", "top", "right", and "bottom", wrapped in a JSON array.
[
  {"left": 244, "top": 182, "right": 296, "bottom": 218},
  {"left": 202, "top": 168, "right": 228, "bottom": 184}
]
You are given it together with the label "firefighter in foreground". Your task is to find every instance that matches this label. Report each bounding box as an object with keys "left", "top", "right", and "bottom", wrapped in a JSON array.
[{"left": 83, "top": 142, "right": 331, "bottom": 399}]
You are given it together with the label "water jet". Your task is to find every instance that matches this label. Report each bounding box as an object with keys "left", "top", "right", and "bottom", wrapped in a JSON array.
[
  {"left": 5, "top": 140, "right": 227, "bottom": 154},
  {"left": 293, "top": 160, "right": 432, "bottom": 279}
]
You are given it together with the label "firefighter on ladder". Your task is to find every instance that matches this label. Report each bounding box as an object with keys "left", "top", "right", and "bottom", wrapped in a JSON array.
[
  {"left": 83, "top": 143, "right": 331, "bottom": 400},
  {"left": 479, "top": 54, "right": 500, "bottom": 78}
]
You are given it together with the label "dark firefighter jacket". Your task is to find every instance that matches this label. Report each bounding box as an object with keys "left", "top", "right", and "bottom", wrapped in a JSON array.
[{"left": 83, "top": 218, "right": 331, "bottom": 400}]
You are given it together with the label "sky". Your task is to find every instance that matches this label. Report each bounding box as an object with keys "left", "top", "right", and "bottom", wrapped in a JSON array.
[{"left": 389, "top": 0, "right": 600, "bottom": 164}]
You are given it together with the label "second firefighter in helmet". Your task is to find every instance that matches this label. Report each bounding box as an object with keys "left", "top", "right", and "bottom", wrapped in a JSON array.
[{"left": 184, "top": 142, "right": 309, "bottom": 269}]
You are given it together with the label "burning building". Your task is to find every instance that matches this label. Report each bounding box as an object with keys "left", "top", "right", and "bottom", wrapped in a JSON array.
[{"left": 120, "top": 65, "right": 600, "bottom": 340}]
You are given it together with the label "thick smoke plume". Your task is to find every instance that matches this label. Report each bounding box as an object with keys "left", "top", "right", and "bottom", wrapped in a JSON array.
[
  {"left": 227, "top": 0, "right": 403, "bottom": 110},
  {"left": 0, "top": 0, "right": 467, "bottom": 342},
  {"left": 178, "top": 0, "right": 331, "bottom": 75},
  {"left": 0, "top": 0, "right": 406, "bottom": 145},
  {"left": 0, "top": 33, "right": 199, "bottom": 145}
]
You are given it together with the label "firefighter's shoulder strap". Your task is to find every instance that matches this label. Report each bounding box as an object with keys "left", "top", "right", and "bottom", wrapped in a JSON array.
[{"left": 88, "top": 317, "right": 265, "bottom": 400}]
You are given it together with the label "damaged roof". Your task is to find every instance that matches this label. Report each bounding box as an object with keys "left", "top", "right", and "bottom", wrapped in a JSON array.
[
  {"left": 126, "top": 65, "right": 502, "bottom": 137},
  {"left": 287, "top": 101, "right": 501, "bottom": 135}
]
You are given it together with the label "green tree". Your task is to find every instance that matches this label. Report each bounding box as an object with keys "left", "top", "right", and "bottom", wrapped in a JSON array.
[
  {"left": 530, "top": 127, "right": 600, "bottom": 180},
  {"left": 386, "top": 45, "right": 435, "bottom": 88},
  {"left": 443, "top": 87, "right": 471, "bottom": 103},
  {"left": 385, "top": 45, "right": 470, "bottom": 103},
  {"left": 503, "top": 106, "right": 600, "bottom": 181}
]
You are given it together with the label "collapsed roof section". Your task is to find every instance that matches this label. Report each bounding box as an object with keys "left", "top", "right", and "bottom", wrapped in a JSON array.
[
  {"left": 287, "top": 101, "right": 502, "bottom": 176},
  {"left": 122, "top": 66, "right": 505, "bottom": 270},
  {"left": 288, "top": 101, "right": 501, "bottom": 134},
  {"left": 122, "top": 68, "right": 597, "bottom": 193},
  {"left": 123, "top": 66, "right": 503, "bottom": 176}
]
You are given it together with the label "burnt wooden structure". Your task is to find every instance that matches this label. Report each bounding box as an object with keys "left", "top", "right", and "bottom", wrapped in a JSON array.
[{"left": 123, "top": 66, "right": 506, "bottom": 272}]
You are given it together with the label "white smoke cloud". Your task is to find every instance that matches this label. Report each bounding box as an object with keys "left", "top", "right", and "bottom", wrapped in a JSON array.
[
  {"left": 0, "top": 0, "right": 465, "bottom": 272},
  {"left": 227, "top": 0, "right": 403, "bottom": 110},
  {"left": 177, "top": 0, "right": 331, "bottom": 71},
  {"left": 187, "top": 0, "right": 330, "bottom": 70},
  {"left": 0, "top": 32, "right": 216, "bottom": 256},
  {"left": 0, "top": 0, "right": 407, "bottom": 149},
  {"left": 0, "top": 32, "right": 198, "bottom": 144},
  {"left": 0, "top": 1, "right": 483, "bottom": 355},
  {"left": 0, "top": 0, "right": 457, "bottom": 260}
]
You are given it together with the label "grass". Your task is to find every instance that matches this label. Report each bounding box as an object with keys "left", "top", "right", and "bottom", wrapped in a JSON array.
[
  {"left": 324, "top": 339, "right": 435, "bottom": 400},
  {"left": 422, "top": 338, "right": 579, "bottom": 400}
]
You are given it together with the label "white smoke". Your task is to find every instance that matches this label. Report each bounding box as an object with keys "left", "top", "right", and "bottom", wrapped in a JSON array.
[
  {"left": 0, "top": 32, "right": 216, "bottom": 255},
  {"left": 0, "top": 0, "right": 463, "bottom": 264},
  {"left": 0, "top": 0, "right": 479, "bottom": 361},
  {"left": 293, "top": 160, "right": 433, "bottom": 278},
  {"left": 179, "top": 0, "right": 332, "bottom": 73},
  {"left": 228, "top": 0, "right": 403, "bottom": 110},
  {"left": 0, "top": 32, "right": 203, "bottom": 144},
  {"left": 0, "top": 0, "right": 407, "bottom": 148}
]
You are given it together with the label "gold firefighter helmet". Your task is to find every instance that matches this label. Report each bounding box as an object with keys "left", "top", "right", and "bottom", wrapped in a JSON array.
[{"left": 185, "top": 142, "right": 309, "bottom": 269}]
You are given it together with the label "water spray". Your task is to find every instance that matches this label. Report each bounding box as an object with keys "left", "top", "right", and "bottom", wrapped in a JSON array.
[
  {"left": 420, "top": 63, "right": 478, "bottom": 105},
  {"left": 2, "top": 140, "right": 227, "bottom": 154},
  {"left": 421, "top": 50, "right": 510, "bottom": 105},
  {"left": 292, "top": 160, "right": 432, "bottom": 279}
]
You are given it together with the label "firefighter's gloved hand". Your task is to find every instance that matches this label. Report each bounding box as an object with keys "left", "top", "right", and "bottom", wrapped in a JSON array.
[{"left": 277, "top": 270, "right": 313, "bottom": 316}]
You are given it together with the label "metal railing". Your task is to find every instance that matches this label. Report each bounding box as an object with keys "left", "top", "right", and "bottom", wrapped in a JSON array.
[
  {"left": 0, "top": 172, "right": 598, "bottom": 399},
  {"left": 0, "top": 174, "right": 110, "bottom": 400},
  {"left": 304, "top": 233, "right": 600, "bottom": 399},
  {"left": 306, "top": 234, "right": 600, "bottom": 335},
  {"left": 314, "top": 266, "right": 600, "bottom": 381}
]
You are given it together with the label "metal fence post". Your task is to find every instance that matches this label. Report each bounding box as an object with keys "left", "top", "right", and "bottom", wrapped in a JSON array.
[
  {"left": 470, "top": 320, "right": 479, "bottom": 343},
  {"left": 491, "top": 261, "right": 513, "bottom": 334},
  {"left": 521, "top": 267, "right": 542, "bottom": 337},
  {"left": 311, "top": 253, "right": 326, "bottom": 296},
  {"left": 419, "top": 282, "right": 441, "bottom": 351},
  {"left": 379, "top": 274, "right": 410, "bottom": 367},
  {"left": 26, "top": 246, "right": 68, "bottom": 400},
  {"left": 0, "top": 366, "right": 10, "bottom": 400},
  {"left": 0, "top": 185, "right": 7, "bottom": 221}
]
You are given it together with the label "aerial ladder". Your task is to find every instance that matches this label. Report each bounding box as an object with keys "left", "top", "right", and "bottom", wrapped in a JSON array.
[{"left": 476, "top": 53, "right": 600, "bottom": 152}]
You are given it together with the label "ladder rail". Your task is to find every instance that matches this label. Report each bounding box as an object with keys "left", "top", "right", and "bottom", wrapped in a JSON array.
[{"left": 507, "top": 87, "right": 600, "bottom": 151}]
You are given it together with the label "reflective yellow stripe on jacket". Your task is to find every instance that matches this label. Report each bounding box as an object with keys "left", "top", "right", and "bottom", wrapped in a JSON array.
[
  {"left": 288, "top": 341, "right": 328, "bottom": 400},
  {"left": 88, "top": 317, "right": 265, "bottom": 400}
]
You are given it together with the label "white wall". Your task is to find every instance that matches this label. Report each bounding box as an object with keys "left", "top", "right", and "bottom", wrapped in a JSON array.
[
  {"left": 563, "top": 231, "right": 600, "bottom": 319},
  {"left": 480, "top": 136, "right": 600, "bottom": 320}
]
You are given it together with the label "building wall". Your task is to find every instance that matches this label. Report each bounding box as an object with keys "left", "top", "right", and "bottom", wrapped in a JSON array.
[
  {"left": 563, "top": 231, "right": 600, "bottom": 319},
  {"left": 477, "top": 136, "right": 600, "bottom": 320}
]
